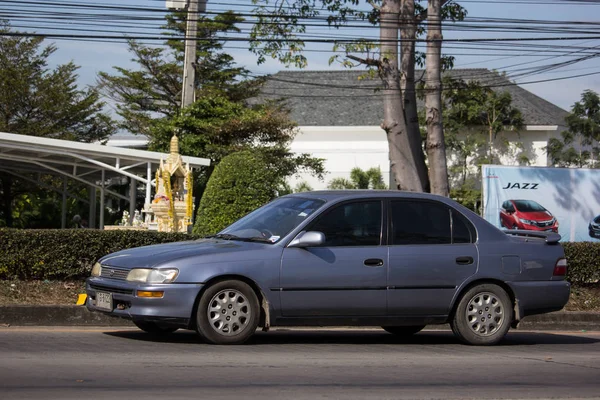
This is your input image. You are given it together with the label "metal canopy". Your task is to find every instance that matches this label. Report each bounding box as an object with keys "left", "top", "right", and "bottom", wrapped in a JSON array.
[{"left": 0, "top": 132, "right": 210, "bottom": 229}]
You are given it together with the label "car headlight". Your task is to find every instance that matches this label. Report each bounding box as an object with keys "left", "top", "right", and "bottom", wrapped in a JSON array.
[
  {"left": 91, "top": 262, "right": 102, "bottom": 277},
  {"left": 519, "top": 218, "right": 535, "bottom": 225},
  {"left": 126, "top": 268, "right": 179, "bottom": 284}
]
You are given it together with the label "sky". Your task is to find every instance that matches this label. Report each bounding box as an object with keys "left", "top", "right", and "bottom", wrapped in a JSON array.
[{"left": 28, "top": 0, "right": 600, "bottom": 113}]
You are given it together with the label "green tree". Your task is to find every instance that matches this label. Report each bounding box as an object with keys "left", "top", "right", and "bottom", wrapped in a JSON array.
[
  {"left": 98, "top": 13, "right": 323, "bottom": 204},
  {"left": 97, "top": 12, "right": 258, "bottom": 136},
  {"left": 0, "top": 21, "right": 115, "bottom": 227},
  {"left": 327, "top": 167, "right": 387, "bottom": 189},
  {"left": 250, "top": 0, "right": 466, "bottom": 194},
  {"left": 546, "top": 90, "right": 600, "bottom": 168},
  {"left": 149, "top": 92, "right": 324, "bottom": 201},
  {"left": 439, "top": 77, "right": 523, "bottom": 212},
  {"left": 193, "top": 151, "right": 282, "bottom": 236}
]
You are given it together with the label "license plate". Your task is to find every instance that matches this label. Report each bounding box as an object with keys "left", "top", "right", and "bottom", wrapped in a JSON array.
[{"left": 96, "top": 291, "right": 113, "bottom": 311}]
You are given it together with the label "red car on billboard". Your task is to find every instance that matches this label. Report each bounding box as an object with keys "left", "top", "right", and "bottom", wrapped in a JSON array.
[{"left": 500, "top": 200, "right": 559, "bottom": 232}]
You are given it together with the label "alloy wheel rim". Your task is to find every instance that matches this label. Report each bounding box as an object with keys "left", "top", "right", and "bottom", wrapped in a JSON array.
[
  {"left": 465, "top": 292, "right": 505, "bottom": 337},
  {"left": 207, "top": 289, "right": 251, "bottom": 336}
]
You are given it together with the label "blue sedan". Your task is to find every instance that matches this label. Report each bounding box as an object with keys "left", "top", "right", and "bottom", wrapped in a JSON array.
[{"left": 86, "top": 191, "right": 570, "bottom": 345}]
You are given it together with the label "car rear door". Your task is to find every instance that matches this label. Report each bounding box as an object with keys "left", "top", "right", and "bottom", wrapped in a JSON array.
[
  {"left": 280, "top": 200, "right": 387, "bottom": 317},
  {"left": 387, "top": 199, "right": 478, "bottom": 317}
]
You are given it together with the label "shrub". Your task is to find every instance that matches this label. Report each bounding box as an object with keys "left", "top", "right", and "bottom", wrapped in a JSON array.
[
  {"left": 563, "top": 242, "right": 600, "bottom": 284},
  {"left": 193, "top": 151, "right": 281, "bottom": 236},
  {"left": 0, "top": 229, "right": 198, "bottom": 280}
]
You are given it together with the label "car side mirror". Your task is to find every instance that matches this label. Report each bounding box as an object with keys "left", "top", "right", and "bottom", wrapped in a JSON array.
[{"left": 288, "top": 231, "right": 325, "bottom": 248}]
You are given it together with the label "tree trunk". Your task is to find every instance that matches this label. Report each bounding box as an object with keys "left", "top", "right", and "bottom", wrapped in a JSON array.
[
  {"left": 380, "top": 0, "right": 426, "bottom": 192},
  {"left": 424, "top": 0, "right": 449, "bottom": 196},
  {"left": 0, "top": 174, "right": 14, "bottom": 227},
  {"left": 400, "top": 0, "right": 430, "bottom": 192}
]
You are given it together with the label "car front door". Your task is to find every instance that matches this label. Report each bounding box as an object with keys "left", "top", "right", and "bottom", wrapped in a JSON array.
[
  {"left": 387, "top": 200, "right": 478, "bottom": 317},
  {"left": 280, "top": 200, "right": 387, "bottom": 317}
]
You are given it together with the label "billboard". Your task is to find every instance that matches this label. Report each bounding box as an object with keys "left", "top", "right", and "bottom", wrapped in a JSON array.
[{"left": 482, "top": 165, "right": 600, "bottom": 242}]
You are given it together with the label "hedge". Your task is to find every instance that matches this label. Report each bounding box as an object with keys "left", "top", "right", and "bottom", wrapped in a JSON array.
[
  {"left": 0, "top": 229, "right": 199, "bottom": 280},
  {"left": 1, "top": 228, "right": 599, "bottom": 283},
  {"left": 193, "top": 151, "right": 280, "bottom": 236},
  {"left": 562, "top": 242, "right": 600, "bottom": 284}
]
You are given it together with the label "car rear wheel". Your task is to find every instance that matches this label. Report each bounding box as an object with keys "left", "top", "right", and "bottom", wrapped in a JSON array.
[
  {"left": 450, "top": 284, "right": 513, "bottom": 346},
  {"left": 196, "top": 280, "right": 260, "bottom": 345},
  {"left": 382, "top": 325, "right": 425, "bottom": 336},
  {"left": 133, "top": 320, "right": 178, "bottom": 334}
]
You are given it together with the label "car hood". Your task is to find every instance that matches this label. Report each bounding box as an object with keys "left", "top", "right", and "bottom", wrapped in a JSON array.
[
  {"left": 518, "top": 211, "right": 554, "bottom": 221},
  {"left": 99, "top": 239, "right": 271, "bottom": 269}
]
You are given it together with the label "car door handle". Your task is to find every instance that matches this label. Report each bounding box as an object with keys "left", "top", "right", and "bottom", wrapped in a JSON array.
[
  {"left": 456, "top": 256, "right": 474, "bottom": 265},
  {"left": 364, "top": 258, "right": 384, "bottom": 267}
]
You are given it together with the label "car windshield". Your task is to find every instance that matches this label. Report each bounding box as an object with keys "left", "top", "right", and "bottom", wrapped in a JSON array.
[
  {"left": 513, "top": 200, "right": 546, "bottom": 212},
  {"left": 218, "top": 197, "right": 326, "bottom": 244}
]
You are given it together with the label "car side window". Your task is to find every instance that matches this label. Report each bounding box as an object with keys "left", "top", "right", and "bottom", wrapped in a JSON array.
[
  {"left": 308, "top": 201, "right": 382, "bottom": 247},
  {"left": 391, "top": 200, "right": 451, "bottom": 245},
  {"left": 391, "top": 201, "right": 475, "bottom": 245},
  {"left": 452, "top": 210, "right": 474, "bottom": 244}
]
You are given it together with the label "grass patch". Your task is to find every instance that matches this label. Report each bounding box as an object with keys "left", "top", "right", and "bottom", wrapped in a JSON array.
[{"left": 1, "top": 280, "right": 599, "bottom": 311}]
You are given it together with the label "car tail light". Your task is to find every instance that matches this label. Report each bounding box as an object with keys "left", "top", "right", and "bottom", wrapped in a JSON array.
[{"left": 553, "top": 258, "right": 567, "bottom": 276}]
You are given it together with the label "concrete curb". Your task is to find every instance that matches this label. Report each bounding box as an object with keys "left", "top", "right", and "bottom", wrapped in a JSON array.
[{"left": 1, "top": 306, "right": 600, "bottom": 331}]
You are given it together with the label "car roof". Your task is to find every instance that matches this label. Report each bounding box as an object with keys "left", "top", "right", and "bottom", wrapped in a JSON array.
[{"left": 285, "top": 190, "right": 452, "bottom": 202}]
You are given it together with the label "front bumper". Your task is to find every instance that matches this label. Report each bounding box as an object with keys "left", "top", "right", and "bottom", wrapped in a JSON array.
[
  {"left": 509, "top": 280, "right": 571, "bottom": 319},
  {"left": 86, "top": 277, "right": 203, "bottom": 328},
  {"left": 589, "top": 224, "right": 600, "bottom": 237}
]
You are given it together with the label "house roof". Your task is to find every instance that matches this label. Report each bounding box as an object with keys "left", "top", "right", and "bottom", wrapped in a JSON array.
[{"left": 251, "top": 69, "right": 568, "bottom": 128}]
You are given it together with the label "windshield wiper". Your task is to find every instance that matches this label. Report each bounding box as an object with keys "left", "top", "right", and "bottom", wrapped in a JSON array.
[{"left": 207, "top": 233, "right": 272, "bottom": 243}]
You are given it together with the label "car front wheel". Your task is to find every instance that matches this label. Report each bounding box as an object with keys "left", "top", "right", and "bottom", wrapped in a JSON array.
[
  {"left": 450, "top": 284, "right": 513, "bottom": 345},
  {"left": 196, "top": 280, "right": 260, "bottom": 345},
  {"left": 382, "top": 325, "right": 425, "bottom": 336}
]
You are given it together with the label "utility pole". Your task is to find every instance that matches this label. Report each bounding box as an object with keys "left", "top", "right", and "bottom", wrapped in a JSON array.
[{"left": 179, "top": 0, "right": 207, "bottom": 109}]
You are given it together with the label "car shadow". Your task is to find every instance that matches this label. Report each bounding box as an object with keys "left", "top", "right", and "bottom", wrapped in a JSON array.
[{"left": 103, "top": 328, "right": 600, "bottom": 346}]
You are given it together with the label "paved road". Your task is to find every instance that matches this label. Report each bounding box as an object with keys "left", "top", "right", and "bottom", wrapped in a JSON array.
[{"left": 1, "top": 327, "right": 599, "bottom": 399}]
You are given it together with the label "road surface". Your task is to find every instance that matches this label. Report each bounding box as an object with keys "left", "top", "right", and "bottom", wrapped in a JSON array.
[{"left": 1, "top": 327, "right": 599, "bottom": 399}]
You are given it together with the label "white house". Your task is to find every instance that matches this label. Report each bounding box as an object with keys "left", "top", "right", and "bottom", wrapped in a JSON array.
[
  {"left": 252, "top": 69, "right": 568, "bottom": 190},
  {"left": 108, "top": 69, "right": 568, "bottom": 190}
]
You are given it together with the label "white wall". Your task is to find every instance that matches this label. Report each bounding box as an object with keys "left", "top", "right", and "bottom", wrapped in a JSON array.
[
  {"left": 287, "top": 126, "right": 391, "bottom": 190},
  {"left": 288, "top": 125, "right": 562, "bottom": 190}
]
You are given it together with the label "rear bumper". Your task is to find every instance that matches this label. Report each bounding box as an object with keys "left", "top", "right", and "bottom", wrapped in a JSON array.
[
  {"left": 508, "top": 280, "right": 571, "bottom": 319},
  {"left": 86, "top": 277, "right": 203, "bottom": 328}
]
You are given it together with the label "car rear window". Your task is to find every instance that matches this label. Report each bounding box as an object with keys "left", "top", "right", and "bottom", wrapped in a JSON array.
[{"left": 391, "top": 200, "right": 474, "bottom": 245}]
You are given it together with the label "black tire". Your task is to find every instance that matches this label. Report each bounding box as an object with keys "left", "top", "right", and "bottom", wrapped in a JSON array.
[
  {"left": 196, "top": 280, "right": 260, "bottom": 345},
  {"left": 450, "top": 283, "right": 513, "bottom": 346},
  {"left": 133, "top": 320, "right": 178, "bottom": 334},
  {"left": 382, "top": 325, "right": 425, "bottom": 336}
]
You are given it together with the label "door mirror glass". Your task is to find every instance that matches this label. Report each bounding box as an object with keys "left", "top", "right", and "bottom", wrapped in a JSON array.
[{"left": 288, "top": 231, "right": 326, "bottom": 248}]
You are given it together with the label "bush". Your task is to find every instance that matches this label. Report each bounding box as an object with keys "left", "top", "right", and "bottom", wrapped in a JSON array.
[
  {"left": 563, "top": 242, "right": 600, "bottom": 284},
  {"left": 193, "top": 151, "right": 281, "bottom": 236},
  {"left": 0, "top": 229, "right": 197, "bottom": 280}
]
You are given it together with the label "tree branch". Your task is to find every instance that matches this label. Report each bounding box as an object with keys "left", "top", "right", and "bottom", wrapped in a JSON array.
[
  {"left": 347, "top": 54, "right": 381, "bottom": 67},
  {"left": 415, "top": 0, "right": 451, "bottom": 23},
  {"left": 367, "top": 0, "right": 380, "bottom": 10}
]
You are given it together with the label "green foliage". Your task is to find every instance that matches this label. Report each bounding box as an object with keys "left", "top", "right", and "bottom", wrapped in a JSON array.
[
  {"left": 0, "top": 21, "right": 114, "bottom": 141},
  {"left": 327, "top": 167, "right": 387, "bottom": 190},
  {"left": 193, "top": 151, "right": 282, "bottom": 236},
  {"left": 563, "top": 242, "right": 600, "bottom": 284},
  {"left": 149, "top": 92, "right": 324, "bottom": 201},
  {"left": 0, "top": 21, "right": 115, "bottom": 228},
  {"left": 422, "top": 77, "right": 523, "bottom": 201},
  {"left": 97, "top": 12, "right": 256, "bottom": 136},
  {"left": 546, "top": 90, "right": 600, "bottom": 168},
  {"left": 0, "top": 229, "right": 196, "bottom": 280}
]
